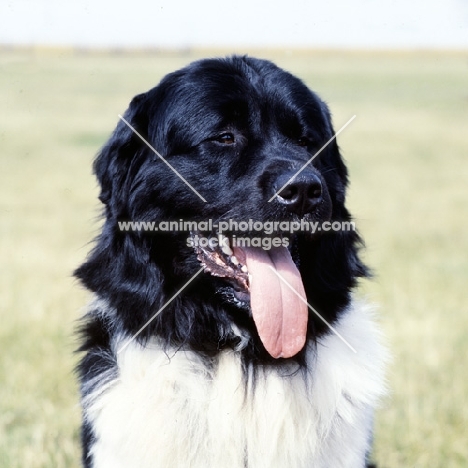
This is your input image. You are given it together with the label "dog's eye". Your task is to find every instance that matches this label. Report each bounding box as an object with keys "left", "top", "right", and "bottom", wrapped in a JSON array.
[
  {"left": 297, "top": 137, "right": 311, "bottom": 147},
  {"left": 215, "top": 133, "right": 235, "bottom": 145}
]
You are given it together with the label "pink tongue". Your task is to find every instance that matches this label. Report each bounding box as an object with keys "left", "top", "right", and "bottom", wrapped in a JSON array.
[{"left": 239, "top": 246, "right": 308, "bottom": 359}]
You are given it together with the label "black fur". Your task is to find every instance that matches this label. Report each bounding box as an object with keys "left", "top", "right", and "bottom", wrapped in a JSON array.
[{"left": 76, "top": 56, "right": 371, "bottom": 465}]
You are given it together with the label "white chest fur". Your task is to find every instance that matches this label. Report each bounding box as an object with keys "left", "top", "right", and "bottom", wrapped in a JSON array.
[{"left": 84, "top": 301, "right": 387, "bottom": 468}]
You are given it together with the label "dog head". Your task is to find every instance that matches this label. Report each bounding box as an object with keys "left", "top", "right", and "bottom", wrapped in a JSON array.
[{"left": 76, "top": 56, "right": 366, "bottom": 362}]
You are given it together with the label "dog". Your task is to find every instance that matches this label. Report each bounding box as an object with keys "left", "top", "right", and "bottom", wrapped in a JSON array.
[{"left": 76, "top": 56, "right": 386, "bottom": 467}]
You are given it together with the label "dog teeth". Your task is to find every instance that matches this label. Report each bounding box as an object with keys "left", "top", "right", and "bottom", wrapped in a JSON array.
[
  {"left": 221, "top": 243, "right": 233, "bottom": 256},
  {"left": 241, "top": 265, "right": 248, "bottom": 273},
  {"left": 231, "top": 255, "right": 239, "bottom": 265},
  {"left": 218, "top": 235, "right": 233, "bottom": 256}
]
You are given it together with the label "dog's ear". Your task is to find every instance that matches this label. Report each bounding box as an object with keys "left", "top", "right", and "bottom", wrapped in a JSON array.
[
  {"left": 317, "top": 101, "right": 350, "bottom": 219},
  {"left": 75, "top": 92, "right": 163, "bottom": 322},
  {"left": 298, "top": 99, "right": 368, "bottom": 323},
  {"left": 94, "top": 93, "right": 150, "bottom": 215}
]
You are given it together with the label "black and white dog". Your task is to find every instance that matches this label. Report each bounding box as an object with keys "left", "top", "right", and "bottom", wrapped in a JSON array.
[{"left": 76, "top": 56, "right": 386, "bottom": 467}]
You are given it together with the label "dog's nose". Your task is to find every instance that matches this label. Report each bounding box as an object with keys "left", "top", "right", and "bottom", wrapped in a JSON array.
[{"left": 275, "top": 172, "right": 322, "bottom": 215}]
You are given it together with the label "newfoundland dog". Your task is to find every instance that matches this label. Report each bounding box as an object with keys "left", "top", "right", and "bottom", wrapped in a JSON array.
[{"left": 76, "top": 56, "right": 386, "bottom": 468}]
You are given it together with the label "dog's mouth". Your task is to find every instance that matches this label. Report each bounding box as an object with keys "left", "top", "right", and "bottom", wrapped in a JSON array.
[
  {"left": 191, "top": 232, "right": 308, "bottom": 359},
  {"left": 191, "top": 232, "right": 250, "bottom": 301}
]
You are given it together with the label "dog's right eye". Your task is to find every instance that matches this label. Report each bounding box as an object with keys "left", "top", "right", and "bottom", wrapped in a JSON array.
[
  {"left": 297, "top": 136, "right": 311, "bottom": 147},
  {"left": 214, "top": 133, "right": 235, "bottom": 145}
]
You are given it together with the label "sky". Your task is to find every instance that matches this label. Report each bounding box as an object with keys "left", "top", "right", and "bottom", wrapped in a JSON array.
[{"left": 1, "top": 0, "right": 468, "bottom": 49}]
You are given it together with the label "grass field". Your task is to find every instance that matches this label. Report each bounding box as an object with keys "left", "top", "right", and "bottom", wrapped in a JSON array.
[{"left": 1, "top": 48, "right": 467, "bottom": 467}]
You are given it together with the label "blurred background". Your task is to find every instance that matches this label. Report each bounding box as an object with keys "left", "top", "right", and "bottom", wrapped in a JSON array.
[{"left": 1, "top": 1, "right": 467, "bottom": 467}]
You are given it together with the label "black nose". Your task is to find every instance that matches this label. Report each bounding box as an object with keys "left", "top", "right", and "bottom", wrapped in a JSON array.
[{"left": 275, "top": 172, "right": 323, "bottom": 215}]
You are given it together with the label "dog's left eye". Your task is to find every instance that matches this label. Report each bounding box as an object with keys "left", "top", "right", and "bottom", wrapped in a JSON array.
[{"left": 214, "top": 133, "right": 235, "bottom": 145}]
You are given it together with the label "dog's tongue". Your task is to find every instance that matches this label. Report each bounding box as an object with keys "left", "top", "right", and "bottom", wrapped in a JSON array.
[{"left": 238, "top": 246, "right": 308, "bottom": 359}]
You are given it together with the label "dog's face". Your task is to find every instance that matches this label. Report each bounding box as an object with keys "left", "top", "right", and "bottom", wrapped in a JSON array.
[{"left": 77, "top": 57, "right": 365, "bottom": 362}]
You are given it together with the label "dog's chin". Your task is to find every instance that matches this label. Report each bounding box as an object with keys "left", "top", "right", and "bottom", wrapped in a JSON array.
[{"left": 217, "top": 284, "right": 251, "bottom": 309}]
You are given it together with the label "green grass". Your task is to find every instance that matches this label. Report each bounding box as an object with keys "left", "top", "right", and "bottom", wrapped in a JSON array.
[{"left": 1, "top": 48, "right": 467, "bottom": 467}]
